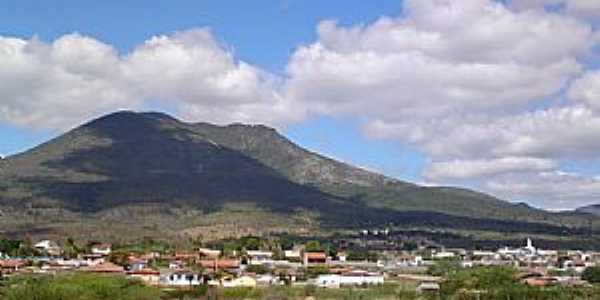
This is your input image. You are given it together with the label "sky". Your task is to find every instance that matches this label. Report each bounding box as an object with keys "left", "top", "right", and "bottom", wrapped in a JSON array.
[{"left": 1, "top": 0, "right": 600, "bottom": 210}]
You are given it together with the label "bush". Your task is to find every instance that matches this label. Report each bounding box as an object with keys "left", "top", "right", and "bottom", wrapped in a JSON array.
[
  {"left": 0, "top": 273, "right": 162, "bottom": 300},
  {"left": 582, "top": 266, "right": 600, "bottom": 283}
]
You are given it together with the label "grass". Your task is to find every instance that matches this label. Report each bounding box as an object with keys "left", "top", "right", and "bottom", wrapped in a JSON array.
[{"left": 0, "top": 273, "right": 162, "bottom": 300}]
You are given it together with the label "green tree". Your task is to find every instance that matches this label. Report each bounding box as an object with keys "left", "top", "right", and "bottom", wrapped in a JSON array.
[
  {"left": 582, "top": 266, "right": 600, "bottom": 283},
  {"left": 245, "top": 264, "right": 269, "bottom": 275},
  {"left": 305, "top": 240, "right": 322, "bottom": 252}
]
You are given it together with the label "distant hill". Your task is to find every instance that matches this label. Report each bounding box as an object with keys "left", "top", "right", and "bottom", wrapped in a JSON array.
[
  {"left": 0, "top": 111, "right": 595, "bottom": 241},
  {"left": 576, "top": 205, "right": 600, "bottom": 216}
]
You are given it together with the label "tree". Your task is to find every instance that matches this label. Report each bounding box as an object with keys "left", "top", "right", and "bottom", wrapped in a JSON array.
[
  {"left": 305, "top": 240, "right": 322, "bottom": 252},
  {"left": 245, "top": 264, "right": 269, "bottom": 275},
  {"left": 582, "top": 266, "right": 600, "bottom": 283},
  {"left": 428, "top": 259, "right": 461, "bottom": 277}
]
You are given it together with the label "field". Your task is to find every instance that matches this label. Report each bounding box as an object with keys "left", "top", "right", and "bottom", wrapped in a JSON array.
[{"left": 3, "top": 271, "right": 600, "bottom": 300}]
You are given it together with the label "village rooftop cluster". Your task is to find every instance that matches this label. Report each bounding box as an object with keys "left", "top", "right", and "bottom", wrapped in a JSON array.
[{"left": 0, "top": 236, "right": 599, "bottom": 293}]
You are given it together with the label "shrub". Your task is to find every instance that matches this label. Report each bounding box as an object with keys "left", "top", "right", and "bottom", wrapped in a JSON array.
[{"left": 582, "top": 266, "right": 600, "bottom": 283}]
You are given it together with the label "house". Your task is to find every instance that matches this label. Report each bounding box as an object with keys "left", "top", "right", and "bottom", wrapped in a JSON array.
[
  {"left": 199, "top": 259, "right": 240, "bottom": 271},
  {"left": 169, "top": 260, "right": 184, "bottom": 270},
  {"left": 336, "top": 252, "right": 347, "bottom": 262},
  {"left": 0, "top": 259, "right": 26, "bottom": 273},
  {"left": 127, "top": 256, "right": 148, "bottom": 271},
  {"left": 246, "top": 250, "right": 274, "bottom": 265},
  {"left": 316, "top": 271, "right": 384, "bottom": 288},
  {"left": 127, "top": 269, "right": 161, "bottom": 285},
  {"left": 199, "top": 248, "right": 221, "bottom": 259},
  {"left": 303, "top": 252, "right": 327, "bottom": 265},
  {"left": 284, "top": 250, "right": 301, "bottom": 260},
  {"left": 222, "top": 275, "right": 257, "bottom": 288},
  {"left": 396, "top": 254, "right": 423, "bottom": 267},
  {"left": 82, "top": 253, "right": 105, "bottom": 265},
  {"left": 256, "top": 274, "right": 281, "bottom": 285},
  {"left": 34, "top": 240, "right": 62, "bottom": 256},
  {"left": 417, "top": 282, "right": 440, "bottom": 293},
  {"left": 80, "top": 261, "right": 124, "bottom": 273},
  {"left": 91, "top": 243, "right": 112, "bottom": 256},
  {"left": 175, "top": 251, "right": 200, "bottom": 261},
  {"left": 161, "top": 271, "right": 204, "bottom": 286},
  {"left": 433, "top": 251, "right": 455, "bottom": 259}
]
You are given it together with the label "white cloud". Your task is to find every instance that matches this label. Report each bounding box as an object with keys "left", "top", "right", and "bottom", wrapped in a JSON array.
[
  {"left": 510, "top": 0, "right": 600, "bottom": 21},
  {"left": 424, "top": 157, "right": 557, "bottom": 180},
  {"left": 485, "top": 171, "right": 600, "bottom": 210},
  {"left": 0, "top": 29, "right": 299, "bottom": 130},
  {"left": 286, "top": 0, "right": 592, "bottom": 123},
  {"left": 568, "top": 70, "right": 600, "bottom": 111},
  {"left": 285, "top": 0, "right": 600, "bottom": 209},
  {"left": 0, "top": 34, "right": 137, "bottom": 129}
]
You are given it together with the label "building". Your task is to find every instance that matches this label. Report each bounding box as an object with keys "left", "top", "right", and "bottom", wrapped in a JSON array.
[
  {"left": 199, "top": 259, "right": 240, "bottom": 271},
  {"left": 284, "top": 250, "right": 301, "bottom": 260},
  {"left": 34, "top": 240, "right": 62, "bottom": 256},
  {"left": 162, "top": 271, "right": 204, "bottom": 286},
  {"left": 316, "top": 271, "right": 384, "bottom": 288},
  {"left": 0, "top": 259, "right": 26, "bottom": 274},
  {"left": 222, "top": 275, "right": 257, "bottom": 288},
  {"left": 91, "top": 244, "right": 112, "bottom": 256},
  {"left": 246, "top": 250, "right": 274, "bottom": 265},
  {"left": 80, "top": 261, "right": 124, "bottom": 273},
  {"left": 199, "top": 248, "right": 221, "bottom": 259},
  {"left": 303, "top": 252, "right": 327, "bottom": 265},
  {"left": 127, "top": 269, "right": 160, "bottom": 285},
  {"left": 417, "top": 282, "right": 440, "bottom": 293}
]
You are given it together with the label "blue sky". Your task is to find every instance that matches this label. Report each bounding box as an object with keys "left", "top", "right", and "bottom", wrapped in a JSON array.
[
  {"left": 1, "top": 0, "right": 600, "bottom": 209},
  {"left": 0, "top": 0, "right": 422, "bottom": 181}
]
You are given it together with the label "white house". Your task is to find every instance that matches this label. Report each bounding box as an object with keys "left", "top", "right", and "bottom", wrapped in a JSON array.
[
  {"left": 161, "top": 271, "right": 204, "bottom": 286},
  {"left": 433, "top": 251, "right": 455, "bottom": 259},
  {"left": 34, "top": 240, "right": 61, "bottom": 256},
  {"left": 91, "top": 244, "right": 112, "bottom": 256},
  {"left": 246, "top": 250, "right": 274, "bottom": 265},
  {"left": 284, "top": 250, "right": 301, "bottom": 260},
  {"left": 127, "top": 269, "right": 160, "bottom": 285},
  {"left": 316, "top": 271, "right": 384, "bottom": 288},
  {"left": 199, "top": 248, "right": 221, "bottom": 258},
  {"left": 221, "top": 275, "right": 257, "bottom": 288}
]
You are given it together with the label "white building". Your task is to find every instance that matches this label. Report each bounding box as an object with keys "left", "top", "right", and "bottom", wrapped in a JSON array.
[
  {"left": 91, "top": 244, "right": 112, "bottom": 256},
  {"left": 433, "top": 251, "right": 455, "bottom": 259},
  {"left": 161, "top": 271, "right": 204, "bottom": 286},
  {"left": 34, "top": 240, "right": 61, "bottom": 256},
  {"left": 284, "top": 250, "right": 301, "bottom": 260},
  {"left": 246, "top": 250, "right": 274, "bottom": 265},
  {"left": 316, "top": 271, "right": 384, "bottom": 288}
]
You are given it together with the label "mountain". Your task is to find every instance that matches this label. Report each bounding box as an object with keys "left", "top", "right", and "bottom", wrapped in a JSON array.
[
  {"left": 0, "top": 111, "right": 594, "bottom": 241},
  {"left": 576, "top": 205, "right": 600, "bottom": 216}
]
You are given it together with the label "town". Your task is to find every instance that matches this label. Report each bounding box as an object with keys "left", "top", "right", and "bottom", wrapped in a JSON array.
[{"left": 2, "top": 232, "right": 600, "bottom": 299}]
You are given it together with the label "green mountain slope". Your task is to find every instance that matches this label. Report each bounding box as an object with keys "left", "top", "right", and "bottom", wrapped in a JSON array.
[{"left": 183, "top": 120, "right": 586, "bottom": 227}]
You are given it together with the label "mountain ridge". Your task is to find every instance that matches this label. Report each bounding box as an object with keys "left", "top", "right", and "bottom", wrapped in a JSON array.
[{"left": 0, "top": 111, "right": 595, "bottom": 241}]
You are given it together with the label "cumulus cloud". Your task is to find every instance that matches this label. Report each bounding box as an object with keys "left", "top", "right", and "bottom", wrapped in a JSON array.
[
  {"left": 286, "top": 0, "right": 592, "bottom": 121},
  {"left": 285, "top": 0, "right": 600, "bottom": 208},
  {"left": 424, "top": 157, "right": 557, "bottom": 181},
  {"left": 486, "top": 171, "right": 600, "bottom": 210},
  {"left": 0, "top": 34, "right": 136, "bottom": 129},
  {"left": 568, "top": 70, "right": 600, "bottom": 111},
  {"left": 0, "top": 29, "right": 298, "bottom": 130},
  {"left": 510, "top": 0, "right": 600, "bottom": 21}
]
